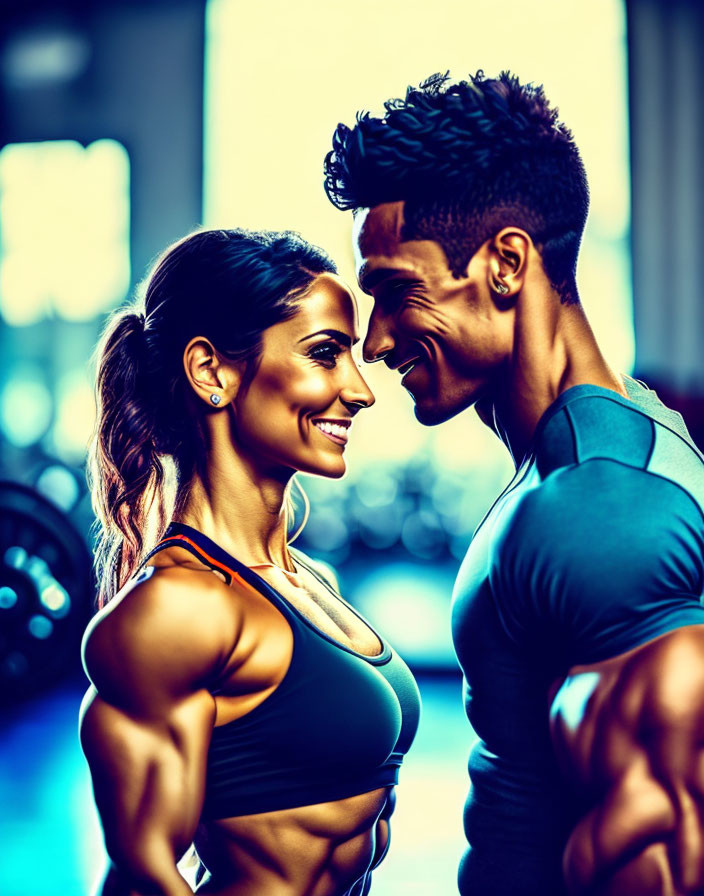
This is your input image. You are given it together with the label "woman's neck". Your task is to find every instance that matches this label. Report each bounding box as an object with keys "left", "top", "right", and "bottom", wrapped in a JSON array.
[{"left": 175, "top": 442, "right": 294, "bottom": 568}]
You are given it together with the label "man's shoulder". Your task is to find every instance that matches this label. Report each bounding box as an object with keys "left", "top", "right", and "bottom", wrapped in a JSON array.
[
  {"left": 492, "top": 449, "right": 702, "bottom": 598},
  {"left": 535, "top": 384, "right": 703, "bottom": 498},
  {"left": 488, "top": 460, "right": 704, "bottom": 661},
  {"left": 509, "top": 454, "right": 697, "bottom": 545},
  {"left": 531, "top": 392, "right": 703, "bottom": 521},
  {"left": 534, "top": 390, "right": 655, "bottom": 480}
]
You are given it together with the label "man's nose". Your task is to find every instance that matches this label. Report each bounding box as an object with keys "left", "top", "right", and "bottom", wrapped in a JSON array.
[{"left": 363, "top": 311, "right": 395, "bottom": 364}]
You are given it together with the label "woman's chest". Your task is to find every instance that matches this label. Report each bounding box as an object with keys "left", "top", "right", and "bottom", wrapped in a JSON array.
[{"left": 254, "top": 565, "right": 383, "bottom": 658}]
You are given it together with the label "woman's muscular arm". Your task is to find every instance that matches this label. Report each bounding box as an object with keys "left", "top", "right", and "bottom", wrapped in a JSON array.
[
  {"left": 551, "top": 625, "right": 704, "bottom": 896},
  {"left": 80, "top": 569, "right": 241, "bottom": 896}
]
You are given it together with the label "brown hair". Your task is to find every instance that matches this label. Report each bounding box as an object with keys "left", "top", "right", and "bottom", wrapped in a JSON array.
[{"left": 88, "top": 228, "right": 336, "bottom": 605}]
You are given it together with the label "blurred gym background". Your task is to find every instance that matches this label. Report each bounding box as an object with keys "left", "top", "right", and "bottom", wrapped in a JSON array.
[{"left": 0, "top": 0, "right": 701, "bottom": 893}]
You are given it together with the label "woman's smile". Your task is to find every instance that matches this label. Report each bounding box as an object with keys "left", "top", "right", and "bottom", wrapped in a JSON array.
[
  {"left": 232, "top": 272, "right": 374, "bottom": 478},
  {"left": 312, "top": 417, "right": 352, "bottom": 446}
]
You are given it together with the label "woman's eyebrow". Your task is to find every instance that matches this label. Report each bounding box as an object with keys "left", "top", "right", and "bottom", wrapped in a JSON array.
[{"left": 297, "top": 328, "right": 355, "bottom": 346}]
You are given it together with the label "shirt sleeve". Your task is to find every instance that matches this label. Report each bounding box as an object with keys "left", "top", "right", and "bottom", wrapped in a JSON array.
[{"left": 489, "top": 459, "right": 704, "bottom": 667}]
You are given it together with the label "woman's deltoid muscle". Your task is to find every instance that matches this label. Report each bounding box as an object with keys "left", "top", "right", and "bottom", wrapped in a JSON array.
[{"left": 79, "top": 229, "right": 421, "bottom": 896}]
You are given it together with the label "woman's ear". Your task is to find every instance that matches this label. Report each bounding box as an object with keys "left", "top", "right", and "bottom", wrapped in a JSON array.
[{"left": 182, "top": 337, "right": 241, "bottom": 408}]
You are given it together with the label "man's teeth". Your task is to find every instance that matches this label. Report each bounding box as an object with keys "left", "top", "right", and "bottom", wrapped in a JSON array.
[{"left": 315, "top": 421, "right": 348, "bottom": 438}]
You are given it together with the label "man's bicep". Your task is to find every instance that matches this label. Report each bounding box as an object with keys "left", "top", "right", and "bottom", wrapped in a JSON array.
[
  {"left": 553, "top": 626, "right": 704, "bottom": 895},
  {"left": 569, "top": 839, "right": 678, "bottom": 896},
  {"left": 561, "top": 761, "right": 677, "bottom": 894}
]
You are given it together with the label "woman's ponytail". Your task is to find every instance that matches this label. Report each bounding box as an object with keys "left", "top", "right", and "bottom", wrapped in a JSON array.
[
  {"left": 88, "top": 309, "right": 166, "bottom": 606},
  {"left": 88, "top": 228, "right": 338, "bottom": 606}
]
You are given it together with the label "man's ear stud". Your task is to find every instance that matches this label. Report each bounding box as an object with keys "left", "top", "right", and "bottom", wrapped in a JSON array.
[
  {"left": 496, "top": 283, "right": 509, "bottom": 295},
  {"left": 209, "top": 394, "right": 222, "bottom": 406}
]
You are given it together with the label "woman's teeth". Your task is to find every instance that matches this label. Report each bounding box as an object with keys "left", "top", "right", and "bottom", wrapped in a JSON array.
[{"left": 314, "top": 421, "right": 348, "bottom": 439}]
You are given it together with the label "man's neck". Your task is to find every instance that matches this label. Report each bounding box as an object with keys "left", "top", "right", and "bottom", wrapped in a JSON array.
[{"left": 489, "top": 294, "right": 626, "bottom": 466}]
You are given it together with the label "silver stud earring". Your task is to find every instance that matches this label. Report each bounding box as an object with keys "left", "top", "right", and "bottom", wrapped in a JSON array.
[
  {"left": 496, "top": 283, "right": 509, "bottom": 295},
  {"left": 209, "top": 394, "right": 222, "bottom": 406}
]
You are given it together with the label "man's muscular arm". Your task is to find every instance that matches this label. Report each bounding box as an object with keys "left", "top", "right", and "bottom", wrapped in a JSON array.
[
  {"left": 551, "top": 625, "right": 704, "bottom": 896},
  {"left": 80, "top": 568, "right": 240, "bottom": 895}
]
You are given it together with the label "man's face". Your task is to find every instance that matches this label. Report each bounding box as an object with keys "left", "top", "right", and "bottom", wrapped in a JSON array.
[{"left": 355, "top": 201, "right": 512, "bottom": 426}]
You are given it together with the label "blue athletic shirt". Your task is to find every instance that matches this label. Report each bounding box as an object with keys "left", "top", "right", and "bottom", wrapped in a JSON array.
[{"left": 451, "top": 378, "right": 704, "bottom": 896}]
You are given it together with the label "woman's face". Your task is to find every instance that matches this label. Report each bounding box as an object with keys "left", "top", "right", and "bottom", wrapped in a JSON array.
[{"left": 232, "top": 273, "right": 374, "bottom": 479}]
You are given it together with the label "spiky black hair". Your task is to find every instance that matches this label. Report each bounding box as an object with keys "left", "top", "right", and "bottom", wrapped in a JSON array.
[{"left": 324, "top": 71, "right": 589, "bottom": 304}]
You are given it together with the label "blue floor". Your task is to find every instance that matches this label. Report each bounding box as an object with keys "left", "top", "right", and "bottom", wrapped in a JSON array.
[{"left": 0, "top": 673, "right": 473, "bottom": 896}]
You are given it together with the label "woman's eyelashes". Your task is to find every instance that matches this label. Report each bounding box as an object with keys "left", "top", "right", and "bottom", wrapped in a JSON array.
[{"left": 307, "top": 341, "right": 344, "bottom": 367}]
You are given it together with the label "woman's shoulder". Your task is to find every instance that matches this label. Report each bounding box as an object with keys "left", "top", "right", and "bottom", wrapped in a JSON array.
[{"left": 82, "top": 559, "right": 244, "bottom": 704}]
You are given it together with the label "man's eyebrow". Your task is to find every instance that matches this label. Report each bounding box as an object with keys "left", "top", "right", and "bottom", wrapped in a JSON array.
[
  {"left": 358, "top": 266, "right": 411, "bottom": 294},
  {"left": 297, "top": 328, "right": 355, "bottom": 346}
]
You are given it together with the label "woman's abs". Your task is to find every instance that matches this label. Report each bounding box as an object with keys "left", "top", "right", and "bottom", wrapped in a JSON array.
[{"left": 194, "top": 787, "right": 394, "bottom": 896}]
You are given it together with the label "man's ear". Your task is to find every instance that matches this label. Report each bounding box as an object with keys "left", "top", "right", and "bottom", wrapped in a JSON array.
[
  {"left": 182, "top": 336, "right": 241, "bottom": 407},
  {"left": 487, "top": 227, "right": 531, "bottom": 297}
]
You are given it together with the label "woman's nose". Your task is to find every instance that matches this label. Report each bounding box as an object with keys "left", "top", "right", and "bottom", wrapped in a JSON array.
[{"left": 340, "top": 363, "right": 375, "bottom": 410}]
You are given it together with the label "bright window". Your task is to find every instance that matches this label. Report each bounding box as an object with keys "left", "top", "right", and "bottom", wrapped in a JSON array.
[
  {"left": 204, "top": 0, "right": 633, "bottom": 388},
  {"left": 0, "top": 139, "right": 130, "bottom": 326}
]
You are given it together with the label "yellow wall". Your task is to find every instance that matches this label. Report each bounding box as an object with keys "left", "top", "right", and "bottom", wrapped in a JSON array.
[{"left": 204, "top": 0, "right": 631, "bottom": 472}]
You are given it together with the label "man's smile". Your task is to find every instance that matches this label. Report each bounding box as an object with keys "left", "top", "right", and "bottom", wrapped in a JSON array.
[{"left": 398, "top": 356, "right": 422, "bottom": 377}]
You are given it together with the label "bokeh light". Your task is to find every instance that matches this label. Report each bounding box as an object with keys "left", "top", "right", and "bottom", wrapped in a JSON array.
[
  {"left": 353, "top": 562, "right": 457, "bottom": 667},
  {"left": 0, "top": 367, "right": 52, "bottom": 447},
  {"left": 35, "top": 464, "right": 81, "bottom": 512},
  {"left": 51, "top": 369, "right": 94, "bottom": 461}
]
